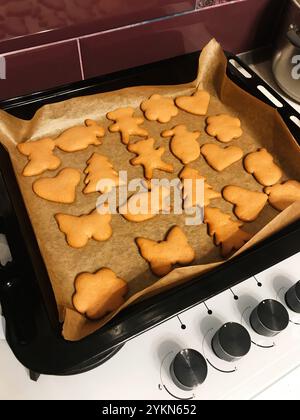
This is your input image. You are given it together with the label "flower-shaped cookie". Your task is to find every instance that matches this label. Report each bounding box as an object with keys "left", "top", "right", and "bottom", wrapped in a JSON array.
[{"left": 141, "top": 94, "right": 178, "bottom": 123}]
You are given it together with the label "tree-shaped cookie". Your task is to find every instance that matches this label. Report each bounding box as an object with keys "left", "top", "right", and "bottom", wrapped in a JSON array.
[
  {"left": 201, "top": 144, "right": 243, "bottom": 171},
  {"left": 179, "top": 166, "right": 220, "bottom": 208},
  {"left": 55, "top": 119, "right": 105, "bottom": 152},
  {"left": 73, "top": 268, "right": 128, "bottom": 320},
  {"left": 136, "top": 226, "right": 195, "bottom": 276},
  {"left": 175, "top": 90, "right": 210, "bottom": 116},
  {"left": 128, "top": 138, "right": 174, "bottom": 179},
  {"left": 141, "top": 94, "right": 178, "bottom": 123},
  {"left": 17, "top": 138, "right": 61, "bottom": 176},
  {"left": 107, "top": 107, "right": 148, "bottom": 145},
  {"left": 55, "top": 208, "right": 112, "bottom": 248},
  {"left": 119, "top": 185, "right": 170, "bottom": 222},
  {"left": 264, "top": 180, "right": 300, "bottom": 211},
  {"left": 204, "top": 207, "right": 253, "bottom": 258},
  {"left": 244, "top": 148, "right": 282, "bottom": 186},
  {"left": 223, "top": 186, "right": 268, "bottom": 222},
  {"left": 32, "top": 168, "right": 81, "bottom": 203},
  {"left": 206, "top": 114, "right": 243, "bottom": 143},
  {"left": 83, "top": 153, "right": 124, "bottom": 194},
  {"left": 162, "top": 125, "right": 201, "bottom": 164}
]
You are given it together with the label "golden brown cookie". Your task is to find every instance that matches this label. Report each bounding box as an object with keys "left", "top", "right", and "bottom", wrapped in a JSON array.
[
  {"left": 141, "top": 94, "right": 178, "bottom": 123},
  {"left": 83, "top": 153, "right": 124, "bottom": 194},
  {"left": 264, "top": 180, "right": 300, "bottom": 211},
  {"left": 136, "top": 226, "right": 195, "bottom": 276},
  {"left": 223, "top": 186, "right": 268, "bottom": 222},
  {"left": 201, "top": 144, "right": 243, "bottom": 171},
  {"left": 73, "top": 268, "right": 128, "bottom": 320},
  {"left": 119, "top": 186, "right": 170, "bottom": 222},
  {"left": 161, "top": 125, "right": 201, "bottom": 164},
  {"left": 204, "top": 207, "right": 253, "bottom": 258},
  {"left": 32, "top": 168, "right": 81, "bottom": 203},
  {"left": 128, "top": 138, "right": 174, "bottom": 179},
  {"left": 244, "top": 148, "right": 282, "bottom": 186},
  {"left": 179, "top": 166, "right": 220, "bottom": 208},
  {"left": 17, "top": 138, "right": 61, "bottom": 176},
  {"left": 55, "top": 119, "right": 105, "bottom": 152},
  {"left": 206, "top": 114, "right": 243, "bottom": 143},
  {"left": 175, "top": 90, "right": 210, "bottom": 116},
  {"left": 107, "top": 107, "right": 148, "bottom": 145},
  {"left": 55, "top": 208, "right": 112, "bottom": 248}
]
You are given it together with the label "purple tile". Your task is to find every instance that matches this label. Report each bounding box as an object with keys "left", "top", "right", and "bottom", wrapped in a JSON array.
[
  {"left": 80, "top": 0, "right": 282, "bottom": 79},
  {"left": 0, "top": 0, "right": 195, "bottom": 54},
  {"left": 0, "top": 41, "right": 82, "bottom": 100}
]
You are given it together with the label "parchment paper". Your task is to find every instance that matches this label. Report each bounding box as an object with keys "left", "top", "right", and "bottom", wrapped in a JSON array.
[{"left": 0, "top": 39, "right": 299, "bottom": 341}]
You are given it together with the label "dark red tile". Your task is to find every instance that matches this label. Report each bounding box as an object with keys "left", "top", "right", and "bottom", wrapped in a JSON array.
[
  {"left": 80, "top": 0, "right": 283, "bottom": 79},
  {"left": 0, "top": 0, "right": 195, "bottom": 54},
  {"left": 0, "top": 41, "right": 82, "bottom": 100}
]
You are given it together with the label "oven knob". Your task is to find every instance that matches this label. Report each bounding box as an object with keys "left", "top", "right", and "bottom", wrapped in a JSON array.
[
  {"left": 212, "top": 322, "right": 251, "bottom": 362},
  {"left": 170, "top": 349, "right": 208, "bottom": 390},
  {"left": 285, "top": 281, "right": 300, "bottom": 313},
  {"left": 250, "top": 299, "right": 289, "bottom": 337}
]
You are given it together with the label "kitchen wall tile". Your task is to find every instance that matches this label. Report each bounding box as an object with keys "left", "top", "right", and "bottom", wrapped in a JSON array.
[
  {"left": 80, "top": 0, "right": 282, "bottom": 79},
  {"left": 0, "top": 40, "right": 82, "bottom": 100},
  {"left": 0, "top": 0, "right": 195, "bottom": 54}
]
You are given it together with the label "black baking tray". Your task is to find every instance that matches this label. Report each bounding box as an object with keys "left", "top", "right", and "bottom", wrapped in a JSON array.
[{"left": 0, "top": 51, "right": 299, "bottom": 378}]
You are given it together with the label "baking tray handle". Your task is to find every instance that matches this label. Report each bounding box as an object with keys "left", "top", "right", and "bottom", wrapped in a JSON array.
[{"left": 0, "top": 172, "right": 37, "bottom": 344}]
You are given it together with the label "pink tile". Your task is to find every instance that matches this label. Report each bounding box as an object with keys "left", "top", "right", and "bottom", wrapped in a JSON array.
[
  {"left": 80, "top": 0, "right": 280, "bottom": 79},
  {"left": 0, "top": 0, "right": 195, "bottom": 54},
  {"left": 0, "top": 41, "right": 82, "bottom": 100}
]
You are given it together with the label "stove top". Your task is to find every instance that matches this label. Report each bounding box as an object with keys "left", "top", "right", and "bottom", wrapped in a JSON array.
[{"left": 0, "top": 56, "right": 299, "bottom": 400}]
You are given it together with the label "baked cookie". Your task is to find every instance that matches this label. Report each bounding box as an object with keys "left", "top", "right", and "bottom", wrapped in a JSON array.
[
  {"left": 32, "top": 168, "right": 81, "bottom": 203},
  {"left": 83, "top": 153, "right": 124, "bottom": 194},
  {"left": 223, "top": 186, "right": 268, "bottom": 222},
  {"left": 175, "top": 90, "right": 210, "bottom": 116},
  {"left": 17, "top": 138, "right": 61, "bottom": 176},
  {"left": 162, "top": 125, "right": 201, "bottom": 164},
  {"left": 204, "top": 207, "right": 253, "bottom": 258},
  {"left": 119, "top": 185, "right": 170, "bottom": 222},
  {"left": 264, "top": 180, "right": 300, "bottom": 211},
  {"left": 55, "top": 119, "right": 105, "bottom": 152},
  {"left": 179, "top": 166, "right": 220, "bottom": 208},
  {"left": 128, "top": 138, "right": 174, "bottom": 179},
  {"left": 73, "top": 268, "right": 128, "bottom": 320},
  {"left": 201, "top": 144, "right": 243, "bottom": 172},
  {"left": 141, "top": 94, "right": 178, "bottom": 123},
  {"left": 136, "top": 226, "right": 195, "bottom": 276},
  {"left": 55, "top": 208, "right": 112, "bottom": 248},
  {"left": 244, "top": 148, "right": 282, "bottom": 186},
  {"left": 107, "top": 107, "right": 148, "bottom": 145},
  {"left": 206, "top": 114, "right": 243, "bottom": 143}
]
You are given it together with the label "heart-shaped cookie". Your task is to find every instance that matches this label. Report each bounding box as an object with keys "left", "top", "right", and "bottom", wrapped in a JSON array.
[
  {"left": 175, "top": 90, "right": 210, "bottom": 116},
  {"left": 223, "top": 186, "right": 268, "bottom": 222},
  {"left": 33, "top": 168, "right": 81, "bottom": 203},
  {"left": 265, "top": 180, "right": 300, "bottom": 211},
  {"left": 201, "top": 144, "right": 243, "bottom": 171}
]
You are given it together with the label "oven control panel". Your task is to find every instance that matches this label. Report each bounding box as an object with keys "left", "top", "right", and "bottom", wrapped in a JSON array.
[{"left": 90, "top": 252, "right": 300, "bottom": 400}]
